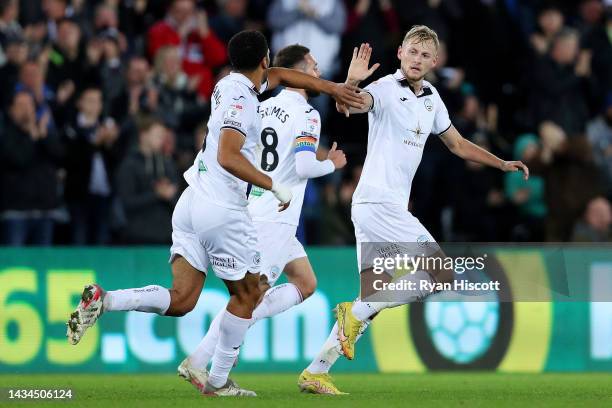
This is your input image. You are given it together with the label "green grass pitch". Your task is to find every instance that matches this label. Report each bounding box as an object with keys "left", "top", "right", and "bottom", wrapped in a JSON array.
[{"left": 1, "top": 373, "right": 611, "bottom": 407}]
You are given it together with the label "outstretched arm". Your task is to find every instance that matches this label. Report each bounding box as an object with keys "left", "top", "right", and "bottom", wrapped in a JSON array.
[
  {"left": 267, "top": 67, "right": 367, "bottom": 110},
  {"left": 440, "top": 126, "right": 530, "bottom": 180}
]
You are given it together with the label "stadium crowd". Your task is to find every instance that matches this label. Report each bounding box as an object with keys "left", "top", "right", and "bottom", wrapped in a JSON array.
[{"left": 0, "top": 0, "right": 611, "bottom": 246}]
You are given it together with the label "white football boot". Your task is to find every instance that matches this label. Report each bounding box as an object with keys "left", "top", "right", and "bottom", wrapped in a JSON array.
[
  {"left": 178, "top": 358, "right": 210, "bottom": 393},
  {"left": 66, "top": 284, "right": 105, "bottom": 345},
  {"left": 203, "top": 380, "right": 257, "bottom": 397}
]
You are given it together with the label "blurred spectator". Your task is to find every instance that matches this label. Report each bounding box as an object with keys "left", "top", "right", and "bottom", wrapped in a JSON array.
[
  {"left": 96, "top": 30, "right": 123, "bottom": 118},
  {"left": 0, "top": 91, "right": 63, "bottom": 246},
  {"left": 117, "top": 0, "right": 156, "bottom": 55},
  {"left": 0, "top": 33, "right": 27, "bottom": 108},
  {"left": 42, "top": 0, "right": 68, "bottom": 42},
  {"left": 116, "top": 116, "right": 179, "bottom": 244},
  {"left": 63, "top": 87, "right": 122, "bottom": 245},
  {"left": 152, "top": 45, "right": 208, "bottom": 149},
  {"left": 425, "top": 41, "right": 465, "bottom": 114},
  {"left": 109, "top": 56, "right": 157, "bottom": 124},
  {"left": 319, "top": 166, "right": 359, "bottom": 245},
  {"left": 22, "top": 19, "right": 48, "bottom": 59},
  {"left": 530, "top": 4, "right": 564, "bottom": 55},
  {"left": 15, "top": 60, "right": 56, "bottom": 124},
  {"left": 529, "top": 28, "right": 595, "bottom": 135},
  {"left": 0, "top": 0, "right": 22, "bottom": 66},
  {"left": 577, "top": 0, "right": 612, "bottom": 107},
  {"left": 571, "top": 196, "right": 612, "bottom": 241},
  {"left": 147, "top": 0, "right": 227, "bottom": 99},
  {"left": 526, "top": 121, "right": 604, "bottom": 241},
  {"left": 451, "top": 134, "right": 508, "bottom": 241},
  {"left": 210, "top": 0, "right": 249, "bottom": 43},
  {"left": 268, "top": 0, "right": 346, "bottom": 79},
  {"left": 46, "top": 17, "right": 99, "bottom": 98},
  {"left": 505, "top": 134, "right": 547, "bottom": 241},
  {"left": 392, "top": 0, "right": 460, "bottom": 44},
  {"left": 587, "top": 94, "right": 612, "bottom": 194},
  {"left": 342, "top": 0, "right": 399, "bottom": 75}
]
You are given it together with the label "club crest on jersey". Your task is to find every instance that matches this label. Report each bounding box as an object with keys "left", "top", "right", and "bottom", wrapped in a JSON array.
[
  {"left": 226, "top": 104, "right": 243, "bottom": 120},
  {"left": 424, "top": 98, "right": 434, "bottom": 111},
  {"left": 307, "top": 117, "right": 318, "bottom": 132}
]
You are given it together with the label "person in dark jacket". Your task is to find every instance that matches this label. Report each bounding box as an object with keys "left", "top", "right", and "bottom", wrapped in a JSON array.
[
  {"left": 116, "top": 116, "right": 179, "bottom": 244},
  {"left": 529, "top": 28, "right": 596, "bottom": 135},
  {"left": 0, "top": 90, "right": 63, "bottom": 245},
  {"left": 0, "top": 33, "right": 28, "bottom": 109},
  {"left": 63, "top": 87, "right": 123, "bottom": 245},
  {"left": 46, "top": 17, "right": 99, "bottom": 101}
]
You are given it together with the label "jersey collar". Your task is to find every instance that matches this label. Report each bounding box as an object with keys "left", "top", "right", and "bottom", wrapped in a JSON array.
[
  {"left": 279, "top": 89, "right": 307, "bottom": 104},
  {"left": 227, "top": 71, "right": 268, "bottom": 96},
  {"left": 392, "top": 69, "right": 432, "bottom": 98}
]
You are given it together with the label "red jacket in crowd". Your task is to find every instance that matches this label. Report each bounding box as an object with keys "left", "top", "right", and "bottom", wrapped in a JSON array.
[{"left": 147, "top": 19, "right": 227, "bottom": 99}]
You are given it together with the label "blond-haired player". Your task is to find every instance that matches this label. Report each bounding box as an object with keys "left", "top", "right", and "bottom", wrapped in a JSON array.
[{"left": 299, "top": 25, "right": 529, "bottom": 394}]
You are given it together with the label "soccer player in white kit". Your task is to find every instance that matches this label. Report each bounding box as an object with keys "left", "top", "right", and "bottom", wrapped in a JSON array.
[
  {"left": 65, "top": 31, "right": 366, "bottom": 397},
  {"left": 177, "top": 44, "right": 348, "bottom": 393},
  {"left": 301, "top": 26, "right": 530, "bottom": 394}
]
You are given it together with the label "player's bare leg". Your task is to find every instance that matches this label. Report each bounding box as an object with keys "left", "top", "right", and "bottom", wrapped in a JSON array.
[
  {"left": 66, "top": 255, "right": 204, "bottom": 345},
  {"left": 202, "top": 273, "right": 260, "bottom": 397}
]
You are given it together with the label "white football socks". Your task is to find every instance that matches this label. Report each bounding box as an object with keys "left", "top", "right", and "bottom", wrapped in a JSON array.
[
  {"left": 352, "top": 270, "right": 434, "bottom": 321},
  {"left": 306, "top": 319, "right": 371, "bottom": 374},
  {"left": 208, "top": 310, "right": 251, "bottom": 388},
  {"left": 252, "top": 283, "right": 303, "bottom": 321},
  {"left": 189, "top": 283, "right": 304, "bottom": 369},
  {"left": 189, "top": 309, "right": 224, "bottom": 370},
  {"left": 103, "top": 285, "right": 170, "bottom": 315}
]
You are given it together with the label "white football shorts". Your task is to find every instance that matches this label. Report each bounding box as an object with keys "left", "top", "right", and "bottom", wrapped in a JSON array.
[
  {"left": 169, "top": 186, "right": 261, "bottom": 280},
  {"left": 255, "top": 221, "right": 306, "bottom": 286},
  {"left": 351, "top": 202, "right": 439, "bottom": 273}
]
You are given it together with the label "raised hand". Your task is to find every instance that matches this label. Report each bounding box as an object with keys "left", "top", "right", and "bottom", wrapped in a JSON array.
[{"left": 346, "top": 43, "right": 380, "bottom": 86}]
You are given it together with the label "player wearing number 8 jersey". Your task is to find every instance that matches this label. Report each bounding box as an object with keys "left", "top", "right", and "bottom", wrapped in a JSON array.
[
  {"left": 182, "top": 45, "right": 348, "bottom": 395},
  {"left": 65, "top": 31, "right": 367, "bottom": 398}
]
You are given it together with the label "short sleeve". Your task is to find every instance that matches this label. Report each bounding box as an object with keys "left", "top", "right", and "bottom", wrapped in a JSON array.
[
  {"left": 294, "top": 108, "right": 321, "bottom": 154},
  {"left": 432, "top": 92, "right": 452, "bottom": 136},
  {"left": 219, "top": 90, "right": 255, "bottom": 138},
  {"left": 364, "top": 80, "right": 387, "bottom": 113}
]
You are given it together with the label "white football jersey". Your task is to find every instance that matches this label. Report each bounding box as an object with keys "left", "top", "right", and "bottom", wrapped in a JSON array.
[
  {"left": 353, "top": 69, "right": 452, "bottom": 207},
  {"left": 183, "top": 72, "right": 267, "bottom": 209},
  {"left": 248, "top": 90, "right": 322, "bottom": 225}
]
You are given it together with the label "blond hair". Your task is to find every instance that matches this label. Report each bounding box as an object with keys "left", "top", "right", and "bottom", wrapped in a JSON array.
[{"left": 403, "top": 25, "right": 440, "bottom": 51}]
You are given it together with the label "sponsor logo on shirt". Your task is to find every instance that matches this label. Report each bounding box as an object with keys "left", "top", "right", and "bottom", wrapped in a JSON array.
[
  {"left": 223, "top": 119, "right": 243, "bottom": 128},
  {"left": 404, "top": 140, "right": 425, "bottom": 148}
]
